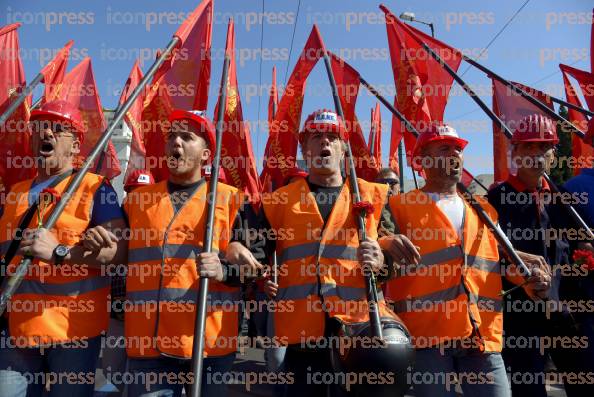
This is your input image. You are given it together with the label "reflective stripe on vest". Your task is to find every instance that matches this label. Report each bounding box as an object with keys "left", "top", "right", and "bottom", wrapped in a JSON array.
[
  {"left": 0, "top": 173, "right": 109, "bottom": 345},
  {"left": 386, "top": 190, "right": 502, "bottom": 352}
]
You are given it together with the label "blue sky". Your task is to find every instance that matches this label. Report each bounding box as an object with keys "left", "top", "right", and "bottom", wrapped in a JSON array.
[{"left": 3, "top": 0, "right": 592, "bottom": 177}]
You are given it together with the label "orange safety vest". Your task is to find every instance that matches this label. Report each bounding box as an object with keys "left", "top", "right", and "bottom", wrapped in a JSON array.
[
  {"left": 263, "top": 177, "right": 395, "bottom": 345},
  {"left": 385, "top": 190, "right": 503, "bottom": 352},
  {"left": 123, "top": 180, "right": 243, "bottom": 358},
  {"left": 0, "top": 173, "right": 109, "bottom": 346}
]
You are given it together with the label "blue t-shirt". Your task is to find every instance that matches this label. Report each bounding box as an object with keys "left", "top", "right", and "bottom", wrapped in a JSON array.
[
  {"left": 26, "top": 175, "right": 124, "bottom": 227},
  {"left": 563, "top": 168, "right": 594, "bottom": 228}
]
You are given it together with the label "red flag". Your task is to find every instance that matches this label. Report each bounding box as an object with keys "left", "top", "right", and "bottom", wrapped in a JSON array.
[
  {"left": 49, "top": 58, "right": 121, "bottom": 178},
  {"left": 214, "top": 19, "right": 261, "bottom": 208},
  {"left": 560, "top": 64, "right": 594, "bottom": 175},
  {"left": 120, "top": 60, "right": 148, "bottom": 183},
  {"left": 381, "top": 4, "right": 461, "bottom": 165},
  {"left": 40, "top": 40, "right": 73, "bottom": 105},
  {"left": 260, "top": 25, "right": 325, "bottom": 190},
  {"left": 0, "top": 23, "right": 34, "bottom": 194},
  {"left": 491, "top": 79, "right": 553, "bottom": 182},
  {"left": 155, "top": 0, "right": 212, "bottom": 110},
  {"left": 388, "top": 97, "right": 402, "bottom": 176},
  {"left": 268, "top": 66, "right": 278, "bottom": 125},
  {"left": 144, "top": 1, "right": 213, "bottom": 182},
  {"left": 591, "top": 8, "right": 593, "bottom": 73},
  {"left": 327, "top": 51, "right": 379, "bottom": 181},
  {"left": 368, "top": 103, "right": 383, "bottom": 169}
]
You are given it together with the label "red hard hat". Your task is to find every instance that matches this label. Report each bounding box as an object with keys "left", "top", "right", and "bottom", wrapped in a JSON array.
[
  {"left": 168, "top": 109, "right": 216, "bottom": 148},
  {"left": 30, "top": 100, "right": 86, "bottom": 141},
  {"left": 124, "top": 169, "right": 154, "bottom": 192},
  {"left": 511, "top": 114, "right": 559, "bottom": 144},
  {"left": 413, "top": 123, "right": 468, "bottom": 159},
  {"left": 299, "top": 109, "right": 348, "bottom": 144}
]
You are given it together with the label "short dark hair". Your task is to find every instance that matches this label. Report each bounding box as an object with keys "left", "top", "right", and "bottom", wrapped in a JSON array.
[{"left": 376, "top": 168, "right": 399, "bottom": 180}]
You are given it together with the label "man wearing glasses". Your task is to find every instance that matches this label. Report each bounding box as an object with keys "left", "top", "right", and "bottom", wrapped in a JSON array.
[{"left": 375, "top": 168, "right": 400, "bottom": 196}]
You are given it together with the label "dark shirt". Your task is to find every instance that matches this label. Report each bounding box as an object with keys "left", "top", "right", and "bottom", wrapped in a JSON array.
[{"left": 487, "top": 176, "right": 574, "bottom": 333}]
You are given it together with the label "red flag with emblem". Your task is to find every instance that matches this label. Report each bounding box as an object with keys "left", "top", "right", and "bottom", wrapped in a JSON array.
[
  {"left": 120, "top": 60, "right": 148, "bottom": 183},
  {"left": 40, "top": 40, "right": 73, "bottom": 105},
  {"left": 48, "top": 58, "right": 121, "bottom": 178},
  {"left": 0, "top": 23, "right": 34, "bottom": 194},
  {"left": 214, "top": 19, "right": 261, "bottom": 208},
  {"left": 560, "top": 64, "right": 594, "bottom": 175},
  {"left": 368, "top": 103, "right": 383, "bottom": 169},
  {"left": 260, "top": 25, "right": 325, "bottom": 190},
  {"left": 491, "top": 79, "right": 554, "bottom": 182},
  {"left": 381, "top": 4, "right": 462, "bottom": 165}
]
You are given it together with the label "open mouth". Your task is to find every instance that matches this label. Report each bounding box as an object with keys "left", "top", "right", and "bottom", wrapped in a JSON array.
[
  {"left": 38, "top": 141, "right": 55, "bottom": 156},
  {"left": 320, "top": 148, "right": 331, "bottom": 158}
]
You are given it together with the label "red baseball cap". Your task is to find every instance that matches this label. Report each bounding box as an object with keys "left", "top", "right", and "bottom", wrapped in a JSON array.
[
  {"left": 511, "top": 114, "right": 559, "bottom": 144},
  {"left": 299, "top": 109, "right": 348, "bottom": 144},
  {"left": 124, "top": 169, "right": 155, "bottom": 192},
  {"left": 413, "top": 123, "right": 468, "bottom": 159},
  {"left": 168, "top": 109, "right": 216, "bottom": 148},
  {"left": 30, "top": 100, "right": 86, "bottom": 142}
]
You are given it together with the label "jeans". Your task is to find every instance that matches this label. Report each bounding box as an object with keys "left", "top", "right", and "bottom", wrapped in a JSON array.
[
  {"left": 126, "top": 353, "right": 235, "bottom": 397},
  {"left": 411, "top": 348, "right": 510, "bottom": 397},
  {"left": 0, "top": 333, "right": 102, "bottom": 397}
]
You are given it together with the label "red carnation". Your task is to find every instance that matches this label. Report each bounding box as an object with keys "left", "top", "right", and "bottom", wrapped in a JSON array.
[
  {"left": 573, "top": 249, "right": 594, "bottom": 271},
  {"left": 352, "top": 201, "right": 374, "bottom": 219}
]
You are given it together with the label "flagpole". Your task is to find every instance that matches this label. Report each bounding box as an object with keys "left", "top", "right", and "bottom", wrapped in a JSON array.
[
  {"left": 461, "top": 57, "right": 588, "bottom": 138},
  {"left": 322, "top": 51, "right": 383, "bottom": 339},
  {"left": 464, "top": 58, "right": 594, "bottom": 118},
  {"left": 0, "top": 72, "right": 43, "bottom": 126},
  {"left": 359, "top": 77, "right": 487, "bottom": 191},
  {"left": 407, "top": 31, "right": 594, "bottom": 241},
  {"left": 360, "top": 80, "right": 533, "bottom": 278},
  {"left": 271, "top": 88, "right": 279, "bottom": 286},
  {"left": 0, "top": 36, "right": 180, "bottom": 317},
  {"left": 189, "top": 52, "right": 231, "bottom": 397}
]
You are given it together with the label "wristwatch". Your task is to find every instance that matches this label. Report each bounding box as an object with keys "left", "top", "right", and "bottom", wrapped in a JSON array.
[{"left": 53, "top": 245, "right": 70, "bottom": 265}]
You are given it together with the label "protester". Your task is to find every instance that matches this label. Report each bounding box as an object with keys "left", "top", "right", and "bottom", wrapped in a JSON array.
[
  {"left": 0, "top": 100, "right": 127, "bottom": 397},
  {"left": 487, "top": 114, "right": 594, "bottom": 397},
  {"left": 382, "top": 123, "right": 551, "bottom": 397},
  {"left": 118, "top": 109, "right": 259, "bottom": 397}
]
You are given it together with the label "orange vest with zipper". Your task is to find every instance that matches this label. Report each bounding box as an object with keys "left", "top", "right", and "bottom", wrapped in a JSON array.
[
  {"left": 385, "top": 190, "right": 503, "bottom": 352},
  {"left": 263, "top": 177, "right": 395, "bottom": 345},
  {"left": 0, "top": 173, "right": 109, "bottom": 346},
  {"left": 123, "top": 180, "right": 243, "bottom": 358}
]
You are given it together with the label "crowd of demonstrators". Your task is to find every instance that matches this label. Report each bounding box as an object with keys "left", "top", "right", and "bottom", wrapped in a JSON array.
[{"left": 0, "top": 103, "right": 593, "bottom": 397}]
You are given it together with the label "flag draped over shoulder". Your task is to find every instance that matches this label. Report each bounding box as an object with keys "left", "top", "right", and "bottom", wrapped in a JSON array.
[
  {"left": 214, "top": 19, "right": 261, "bottom": 208},
  {"left": 0, "top": 23, "right": 34, "bottom": 193},
  {"left": 40, "top": 40, "right": 73, "bottom": 105},
  {"left": 260, "top": 25, "right": 325, "bottom": 190},
  {"left": 48, "top": 58, "right": 121, "bottom": 178},
  {"left": 491, "top": 80, "right": 553, "bottom": 182}
]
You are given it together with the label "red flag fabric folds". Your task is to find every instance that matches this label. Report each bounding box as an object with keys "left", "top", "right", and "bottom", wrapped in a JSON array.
[
  {"left": 260, "top": 25, "right": 325, "bottom": 190},
  {"left": 214, "top": 19, "right": 261, "bottom": 208},
  {"left": 0, "top": 23, "right": 34, "bottom": 194},
  {"left": 40, "top": 40, "right": 73, "bottom": 105}
]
